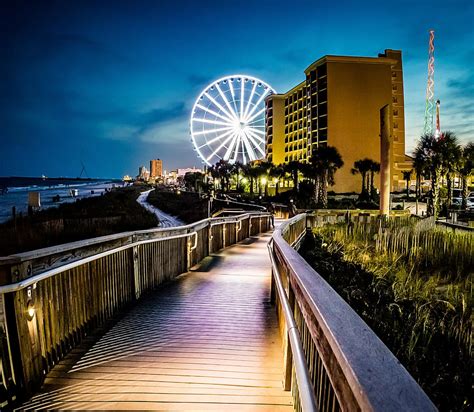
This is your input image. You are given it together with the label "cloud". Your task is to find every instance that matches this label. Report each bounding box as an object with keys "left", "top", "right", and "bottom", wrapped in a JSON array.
[
  {"left": 187, "top": 74, "right": 214, "bottom": 87},
  {"left": 446, "top": 73, "right": 474, "bottom": 97},
  {"left": 104, "top": 102, "right": 190, "bottom": 145}
]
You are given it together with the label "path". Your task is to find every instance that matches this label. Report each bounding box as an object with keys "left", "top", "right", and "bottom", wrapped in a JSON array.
[
  {"left": 18, "top": 231, "right": 292, "bottom": 411},
  {"left": 137, "top": 189, "right": 184, "bottom": 228}
]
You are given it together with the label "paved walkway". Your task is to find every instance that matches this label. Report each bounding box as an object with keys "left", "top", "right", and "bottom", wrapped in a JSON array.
[{"left": 19, "top": 232, "right": 292, "bottom": 411}]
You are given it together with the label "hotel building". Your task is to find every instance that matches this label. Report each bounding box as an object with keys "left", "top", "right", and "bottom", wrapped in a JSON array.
[
  {"left": 265, "top": 49, "right": 407, "bottom": 192},
  {"left": 150, "top": 159, "right": 163, "bottom": 178}
]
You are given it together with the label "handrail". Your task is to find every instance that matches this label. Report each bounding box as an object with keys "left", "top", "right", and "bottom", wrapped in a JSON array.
[
  {"left": 0, "top": 212, "right": 270, "bottom": 291},
  {"left": 0, "top": 212, "right": 268, "bottom": 264},
  {"left": 272, "top": 213, "right": 436, "bottom": 411},
  {"left": 267, "top": 240, "right": 318, "bottom": 412},
  {"left": 0, "top": 211, "right": 272, "bottom": 408},
  {"left": 0, "top": 231, "right": 197, "bottom": 294}
]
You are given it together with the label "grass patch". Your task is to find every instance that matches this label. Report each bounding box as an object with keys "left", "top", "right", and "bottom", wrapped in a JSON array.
[{"left": 299, "top": 218, "right": 472, "bottom": 411}]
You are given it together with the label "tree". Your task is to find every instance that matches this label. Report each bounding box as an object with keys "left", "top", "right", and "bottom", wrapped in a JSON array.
[
  {"left": 412, "top": 151, "right": 426, "bottom": 199},
  {"left": 256, "top": 161, "right": 273, "bottom": 196},
  {"left": 310, "top": 146, "right": 344, "bottom": 208},
  {"left": 441, "top": 132, "right": 462, "bottom": 208},
  {"left": 301, "top": 161, "right": 321, "bottom": 205},
  {"left": 283, "top": 161, "right": 301, "bottom": 195},
  {"left": 413, "top": 132, "right": 460, "bottom": 218},
  {"left": 402, "top": 169, "right": 413, "bottom": 198},
  {"left": 230, "top": 161, "right": 244, "bottom": 191},
  {"left": 368, "top": 160, "right": 380, "bottom": 199},
  {"left": 459, "top": 142, "right": 474, "bottom": 209},
  {"left": 351, "top": 158, "right": 373, "bottom": 198},
  {"left": 184, "top": 172, "right": 204, "bottom": 192},
  {"left": 213, "top": 160, "right": 233, "bottom": 192},
  {"left": 241, "top": 162, "right": 260, "bottom": 195},
  {"left": 269, "top": 164, "right": 286, "bottom": 196}
]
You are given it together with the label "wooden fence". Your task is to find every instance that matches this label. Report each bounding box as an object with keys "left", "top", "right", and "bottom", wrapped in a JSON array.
[
  {"left": 269, "top": 213, "right": 436, "bottom": 412},
  {"left": 0, "top": 212, "right": 271, "bottom": 407}
]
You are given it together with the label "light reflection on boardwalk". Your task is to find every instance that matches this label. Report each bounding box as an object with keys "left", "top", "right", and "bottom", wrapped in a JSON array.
[{"left": 19, "top": 232, "right": 292, "bottom": 411}]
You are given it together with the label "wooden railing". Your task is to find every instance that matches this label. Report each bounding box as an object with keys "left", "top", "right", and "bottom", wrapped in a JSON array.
[
  {"left": 0, "top": 212, "right": 271, "bottom": 407},
  {"left": 269, "top": 213, "right": 436, "bottom": 412}
]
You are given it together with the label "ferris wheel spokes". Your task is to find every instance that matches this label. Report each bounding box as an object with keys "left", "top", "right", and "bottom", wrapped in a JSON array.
[{"left": 190, "top": 74, "right": 275, "bottom": 165}]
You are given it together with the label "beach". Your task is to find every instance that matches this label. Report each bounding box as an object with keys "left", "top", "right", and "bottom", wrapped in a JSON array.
[{"left": 0, "top": 179, "right": 124, "bottom": 223}]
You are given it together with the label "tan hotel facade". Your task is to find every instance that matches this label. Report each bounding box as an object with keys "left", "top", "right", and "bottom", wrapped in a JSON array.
[{"left": 265, "top": 49, "right": 407, "bottom": 193}]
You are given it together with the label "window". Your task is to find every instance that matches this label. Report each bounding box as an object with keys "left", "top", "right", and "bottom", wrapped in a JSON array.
[
  {"left": 392, "top": 96, "right": 398, "bottom": 104},
  {"left": 393, "top": 109, "right": 399, "bottom": 117}
]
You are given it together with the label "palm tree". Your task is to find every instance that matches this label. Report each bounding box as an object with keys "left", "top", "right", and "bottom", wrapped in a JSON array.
[
  {"left": 402, "top": 170, "right": 413, "bottom": 198},
  {"left": 214, "top": 160, "right": 232, "bottom": 192},
  {"left": 412, "top": 151, "right": 426, "bottom": 199},
  {"left": 368, "top": 160, "right": 380, "bottom": 199},
  {"left": 459, "top": 142, "right": 474, "bottom": 209},
  {"left": 441, "top": 132, "right": 462, "bottom": 208},
  {"left": 256, "top": 161, "right": 273, "bottom": 196},
  {"left": 351, "top": 158, "right": 373, "bottom": 198},
  {"left": 269, "top": 164, "right": 286, "bottom": 196},
  {"left": 310, "top": 146, "right": 344, "bottom": 208},
  {"left": 230, "top": 161, "right": 244, "bottom": 191},
  {"left": 301, "top": 161, "right": 321, "bottom": 205},
  {"left": 413, "top": 132, "right": 460, "bottom": 218},
  {"left": 283, "top": 161, "right": 302, "bottom": 195}
]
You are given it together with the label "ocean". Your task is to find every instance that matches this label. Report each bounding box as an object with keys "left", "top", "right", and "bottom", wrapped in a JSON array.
[{"left": 0, "top": 178, "right": 124, "bottom": 223}]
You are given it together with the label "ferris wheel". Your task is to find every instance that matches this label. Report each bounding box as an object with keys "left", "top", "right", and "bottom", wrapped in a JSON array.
[{"left": 190, "top": 75, "right": 275, "bottom": 166}]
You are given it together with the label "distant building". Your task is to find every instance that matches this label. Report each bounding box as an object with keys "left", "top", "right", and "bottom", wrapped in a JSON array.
[
  {"left": 266, "top": 49, "right": 406, "bottom": 192},
  {"left": 150, "top": 159, "right": 163, "bottom": 178},
  {"left": 177, "top": 167, "right": 202, "bottom": 177},
  {"left": 122, "top": 175, "right": 133, "bottom": 182},
  {"left": 138, "top": 166, "right": 150, "bottom": 181}
]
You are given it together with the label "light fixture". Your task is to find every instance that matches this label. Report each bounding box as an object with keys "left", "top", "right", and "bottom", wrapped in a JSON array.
[{"left": 27, "top": 300, "right": 35, "bottom": 320}]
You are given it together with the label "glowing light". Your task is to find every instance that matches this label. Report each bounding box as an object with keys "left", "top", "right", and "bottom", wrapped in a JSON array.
[
  {"left": 261, "top": 177, "right": 267, "bottom": 185},
  {"left": 190, "top": 74, "right": 275, "bottom": 166}
]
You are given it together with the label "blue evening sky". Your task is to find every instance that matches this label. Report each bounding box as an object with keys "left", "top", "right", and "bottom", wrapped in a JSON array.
[{"left": 1, "top": 0, "right": 473, "bottom": 178}]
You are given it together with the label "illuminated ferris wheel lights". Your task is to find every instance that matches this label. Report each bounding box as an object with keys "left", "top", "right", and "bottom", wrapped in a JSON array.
[{"left": 190, "top": 74, "right": 275, "bottom": 166}]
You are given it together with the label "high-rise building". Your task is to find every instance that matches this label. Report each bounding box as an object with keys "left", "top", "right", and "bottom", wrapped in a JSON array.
[
  {"left": 138, "top": 166, "right": 150, "bottom": 181},
  {"left": 266, "top": 49, "right": 407, "bottom": 192},
  {"left": 150, "top": 159, "right": 163, "bottom": 178}
]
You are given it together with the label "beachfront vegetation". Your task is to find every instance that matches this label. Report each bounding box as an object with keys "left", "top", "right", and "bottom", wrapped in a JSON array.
[
  {"left": 299, "top": 216, "right": 473, "bottom": 410},
  {"left": 0, "top": 187, "right": 158, "bottom": 255}
]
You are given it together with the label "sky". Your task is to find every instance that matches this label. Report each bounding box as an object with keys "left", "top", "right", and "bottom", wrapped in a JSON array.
[{"left": 1, "top": 0, "right": 473, "bottom": 178}]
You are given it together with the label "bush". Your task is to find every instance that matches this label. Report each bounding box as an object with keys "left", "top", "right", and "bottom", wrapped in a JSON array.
[{"left": 0, "top": 187, "right": 158, "bottom": 255}]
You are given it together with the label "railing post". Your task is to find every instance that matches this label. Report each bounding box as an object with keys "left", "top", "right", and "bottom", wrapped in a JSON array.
[
  {"left": 283, "top": 275, "right": 296, "bottom": 391},
  {"left": 132, "top": 244, "right": 140, "bottom": 300},
  {"left": 222, "top": 223, "right": 226, "bottom": 249}
]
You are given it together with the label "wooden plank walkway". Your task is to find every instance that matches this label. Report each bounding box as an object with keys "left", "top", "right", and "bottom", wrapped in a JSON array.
[{"left": 18, "top": 231, "right": 292, "bottom": 411}]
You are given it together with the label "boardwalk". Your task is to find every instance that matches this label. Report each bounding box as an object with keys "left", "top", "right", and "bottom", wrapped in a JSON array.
[{"left": 19, "top": 231, "right": 292, "bottom": 411}]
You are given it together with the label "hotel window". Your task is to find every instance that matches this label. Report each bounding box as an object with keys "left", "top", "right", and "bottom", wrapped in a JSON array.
[
  {"left": 394, "top": 122, "right": 398, "bottom": 129},
  {"left": 392, "top": 84, "right": 398, "bottom": 91},
  {"left": 393, "top": 109, "right": 398, "bottom": 117},
  {"left": 392, "top": 96, "right": 398, "bottom": 103}
]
